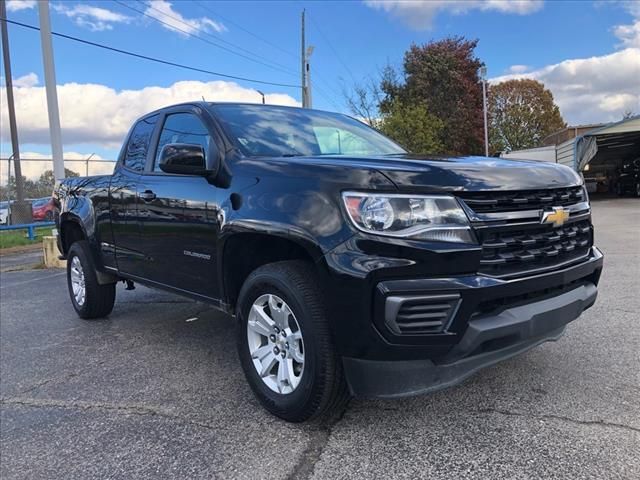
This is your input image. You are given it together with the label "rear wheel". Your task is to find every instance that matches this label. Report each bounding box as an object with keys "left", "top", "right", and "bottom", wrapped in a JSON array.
[
  {"left": 236, "top": 261, "right": 349, "bottom": 422},
  {"left": 67, "top": 241, "right": 116, "bottom": 319}
]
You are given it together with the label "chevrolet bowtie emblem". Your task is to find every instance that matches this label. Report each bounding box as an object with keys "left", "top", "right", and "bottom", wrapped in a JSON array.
[{"left": 541, "top": 207, "right": 570, "bottom": 227}]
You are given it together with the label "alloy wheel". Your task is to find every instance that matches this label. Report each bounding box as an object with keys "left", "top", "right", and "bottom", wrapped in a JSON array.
[
  {"left": 69, "top": 256, "right": 86, "bottom": 307},
  {"left": 246, "top": 294, "right": 305, "bottom": 394}
]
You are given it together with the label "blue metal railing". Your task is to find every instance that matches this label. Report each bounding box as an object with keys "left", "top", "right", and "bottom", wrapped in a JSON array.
[{"left": 0, "top": 222, "right": 56, "bottom": 241}]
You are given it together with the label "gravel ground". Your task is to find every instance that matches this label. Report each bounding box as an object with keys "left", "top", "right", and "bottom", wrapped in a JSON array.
[{"left": 1, "top": 198, "right": 638, "bottom": 479}]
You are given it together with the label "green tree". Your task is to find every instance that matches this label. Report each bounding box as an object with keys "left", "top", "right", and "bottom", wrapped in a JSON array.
[
  {"left": 345, "top": 37, "right": 485, "bottom": 156},
  {"left": 394, "top": 37, "right": 485, "bottom": 155},
  {"left": 1, "top": 168, "right": 79, "bottom": 200},
  {"left": 380, "top": 102, "right": 443, "bottom": 154},
  {"left": 36, "top": 168, "right": 79, "bottom": 197},
  {"left": 488, "top": 79, "right": 566, "bottom": 154}
]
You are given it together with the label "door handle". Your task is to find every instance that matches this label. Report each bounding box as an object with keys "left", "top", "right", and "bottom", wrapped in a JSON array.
[{"left": 140, "top": 190, "right": 156, "bottom": 201}]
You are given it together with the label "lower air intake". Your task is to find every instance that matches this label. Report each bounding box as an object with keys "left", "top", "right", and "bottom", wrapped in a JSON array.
[{"left": 384, "top": 293, "right": 461, "bottom": 335}]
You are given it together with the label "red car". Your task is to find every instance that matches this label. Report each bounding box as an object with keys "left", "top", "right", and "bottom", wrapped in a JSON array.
[{"left": 31, "top": 197, "right": 55, "bottom": 222}]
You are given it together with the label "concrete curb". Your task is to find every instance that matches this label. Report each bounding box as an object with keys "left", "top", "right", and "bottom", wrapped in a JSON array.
[{"left": 43, "top": 236, "right": 66, "bottom": 269}]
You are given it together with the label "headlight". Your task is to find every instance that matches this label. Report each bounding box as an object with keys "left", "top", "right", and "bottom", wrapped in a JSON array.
[{"left": 342, "top": 192, "right": 475, "bottom": 243}]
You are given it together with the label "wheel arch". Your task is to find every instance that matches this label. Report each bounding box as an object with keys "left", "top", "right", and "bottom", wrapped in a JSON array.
[
  {"left": 59, "top": 214, "right": 117, "bottom": 284},
  {"left": 219, "top": 231, "right": 324, "bottom": 314},
  {"left": 59, "top": 214, "right": 88, "bottom": 255}
]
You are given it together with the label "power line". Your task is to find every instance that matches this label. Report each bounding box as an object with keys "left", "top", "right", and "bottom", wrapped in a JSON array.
[
  {"left": 2, "top": 17, "right": 301, "bottom": 88},
  {"left": 194, "top": 0, "right": 298, "bottom": 60},
  {"left": 131, "top": 1, "right": 344, "bottom": 110},
  {"left": 308, "top": 11, "right": 358, "bottom": 85},
  {"left": 313, "top": 83, "right": 344, "bottom": 112},
  {"left": 118, "top": 3, "right": 344, "bottom": 110},
  {"left": 112, "top": 0, "right": 297, "bottom": 78},
  {"left": 303, "top": 10, "right": 357, "bottom": 110},
  {"left": 128, "top": 0, "right": 341, "bottom": 110},
  {"left": 135, "top": 0, "right": 297, "bottom": 74},
  {"left": 308, "top": 69, "right": 346, "bottom": 111}
]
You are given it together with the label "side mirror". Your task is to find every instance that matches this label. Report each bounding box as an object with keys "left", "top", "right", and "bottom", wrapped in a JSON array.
[{"left": 159, "top": 143, "right": 207, "bottom": 175}]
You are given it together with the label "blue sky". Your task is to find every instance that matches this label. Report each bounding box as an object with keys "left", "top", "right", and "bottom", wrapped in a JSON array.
[{"left": 1, "top": 0, "right": 639, "bottom": 170}]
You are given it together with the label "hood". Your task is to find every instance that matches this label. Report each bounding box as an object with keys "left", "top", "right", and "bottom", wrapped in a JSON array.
[{"left": 279, "top": 154, "right": 583, "bottom": 192}]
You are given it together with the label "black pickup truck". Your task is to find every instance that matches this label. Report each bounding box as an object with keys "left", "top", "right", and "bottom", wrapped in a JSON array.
[{"left": 55, "top": 102, "right": 603, "bottom": 422}]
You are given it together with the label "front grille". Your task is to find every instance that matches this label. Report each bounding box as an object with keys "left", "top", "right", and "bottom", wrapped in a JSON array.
[
  {"left": 477, "top": 220, "right": 592, "bottom": 277},
  {"left": 457, "top": 186, "right": 593, "bottom": 278},
  {"left": 385, "top": 294, "right": 460, "bottom": 335},
  {"left": 458, "top": 186, "right": 585, "bottom": 213}
]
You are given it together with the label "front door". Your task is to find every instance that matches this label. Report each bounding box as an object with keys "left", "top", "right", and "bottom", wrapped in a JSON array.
[
  {"left": 110, "top": 114, "right": 159, "bottom": 274},
  {"left": 135, "top": 110, "right": 223, "bottom": 299}
]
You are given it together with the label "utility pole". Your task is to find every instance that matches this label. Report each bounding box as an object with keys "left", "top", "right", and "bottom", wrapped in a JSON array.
[
  {"left": 480, "top": 66, "right": 489, "bottom": 157},
  {"left": 1, "top": 0, "right": 26, "bottom": 205},
  {"left": 38, "top": 0, "right": 65, "bottom": 181},
  {"left": 301, "top": 9, "right": 307, "bottom": 108},
  {"left": 305, "top": 46, "right": 314, "bottom": 109}
]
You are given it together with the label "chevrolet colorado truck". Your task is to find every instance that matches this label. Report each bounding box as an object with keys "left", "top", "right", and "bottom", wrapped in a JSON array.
[{"left": 55, "top": 103, "right": 603, "bottom": 422}]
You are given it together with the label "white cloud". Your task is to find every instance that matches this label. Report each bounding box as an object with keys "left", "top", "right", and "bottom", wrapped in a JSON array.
[
  {"left": 614, "top": 19, "right": 640, "bottom": 47},
  {"left": 52, "top": 4, "right": 132, "bottom": 32},
  {"left": 604, "top": 1, "right": 640, "bottom": 48},
  {"left": 144, "top": 0, "right": 226, "bottom": 36},
  {"left": 490, "top": 48, "right": 640, "bottom": 124},
  {"left": 6, "top": 0, "right": 36, "bottom": 12},
  {"left": 507, "top": 64, "right": 530, "bottom": 74},
  {"left": 0, "top": 77, "right": 300, "bottom": 151},
  {"left": 13, "top": 73, "right": 39, "bottom": 88},
  {"left": 364, "top": 0, "right": 543, "bottom": 29},
  {"left": 614, "top": 18, "right": 640, "bottom": 48}
]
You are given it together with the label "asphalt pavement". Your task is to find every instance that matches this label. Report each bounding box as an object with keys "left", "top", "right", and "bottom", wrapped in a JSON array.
[
  {"left": 1, "top": 198, "right": 638, "bottom": 479},
  {"left": 0, "top": 247, "right": 43, "bottom": 272}
]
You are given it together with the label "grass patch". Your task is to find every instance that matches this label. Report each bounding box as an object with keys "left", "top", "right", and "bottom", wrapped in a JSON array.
[{"left": 0, "top": 226, "right": 54, "bottom": 250}]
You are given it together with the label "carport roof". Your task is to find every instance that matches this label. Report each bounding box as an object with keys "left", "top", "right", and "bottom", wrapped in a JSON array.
[
  {"left": 584, "top": 116, "right": 640, "bottom": 137},
  {"left": 578, "top": 116, "right": 640, "bottom": 170}
]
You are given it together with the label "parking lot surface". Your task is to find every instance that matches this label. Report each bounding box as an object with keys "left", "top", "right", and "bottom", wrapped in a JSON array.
[{"left": 1, "top": 198, "right": 639, "bottom": 479}]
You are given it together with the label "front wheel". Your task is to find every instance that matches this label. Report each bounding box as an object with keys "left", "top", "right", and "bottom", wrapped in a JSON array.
[
  {"left": 236, "top": 261, "right": 349, "bottom": 422},
  {"left": 67, "top": 241, "right": 116, "bottom": 319}
]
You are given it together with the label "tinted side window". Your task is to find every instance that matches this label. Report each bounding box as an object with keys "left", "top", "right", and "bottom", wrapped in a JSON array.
[
  {"left": 155, "top": 113, "right": 212, "bottom": 172},
  {"left": 124, "top": 115, "right": 158, "bottom": 172}
]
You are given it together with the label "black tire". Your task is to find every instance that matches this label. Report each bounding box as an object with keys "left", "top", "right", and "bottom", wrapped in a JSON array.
[
  {"left": 45, "top": 210, "right": 54, "bottom": 221},
  {"left": 236, "top": 260, "right": 349, "bottom": 422},
  {"left": 67, "top": 240, "right": 116, "bottom": 319}
]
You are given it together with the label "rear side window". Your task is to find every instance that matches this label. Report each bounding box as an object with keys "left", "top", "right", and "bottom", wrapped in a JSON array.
[
  {"left": 123, "top": 115, "right": 158, "bottom": 171},
  {"left": 154, "top": 113, "right": 212, "bottom": 172}
]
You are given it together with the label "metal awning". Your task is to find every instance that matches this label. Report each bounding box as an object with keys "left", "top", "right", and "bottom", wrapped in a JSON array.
[{"left": 576, "top": 116, "right": 640, "bottom": 171}]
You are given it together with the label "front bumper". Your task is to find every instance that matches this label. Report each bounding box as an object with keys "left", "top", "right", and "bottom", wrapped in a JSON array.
[
  {"left": 343, "top": 280, "right": 597, "bottom": 398},
  {"left": 320, "top": 243, "right": 603, "bottom": 398}
]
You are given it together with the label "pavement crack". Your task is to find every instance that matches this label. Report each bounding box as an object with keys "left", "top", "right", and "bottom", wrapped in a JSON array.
[
  {"left": 13, "top": 359, "right": 110, "bottom": 397},
  {"left": 0, "top": 397, "right": 218, "bottom": 432},
  {"left": 475, "top": 407, "right": 640, "bottom": 433},
  {"left": 286, "top": 401, "right": 350, "bottom": 480}
]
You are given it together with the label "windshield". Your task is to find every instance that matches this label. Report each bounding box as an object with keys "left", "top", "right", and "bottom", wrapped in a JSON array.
[{"left": 210, "top": 104, "right": 405, "bottom": 157}]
